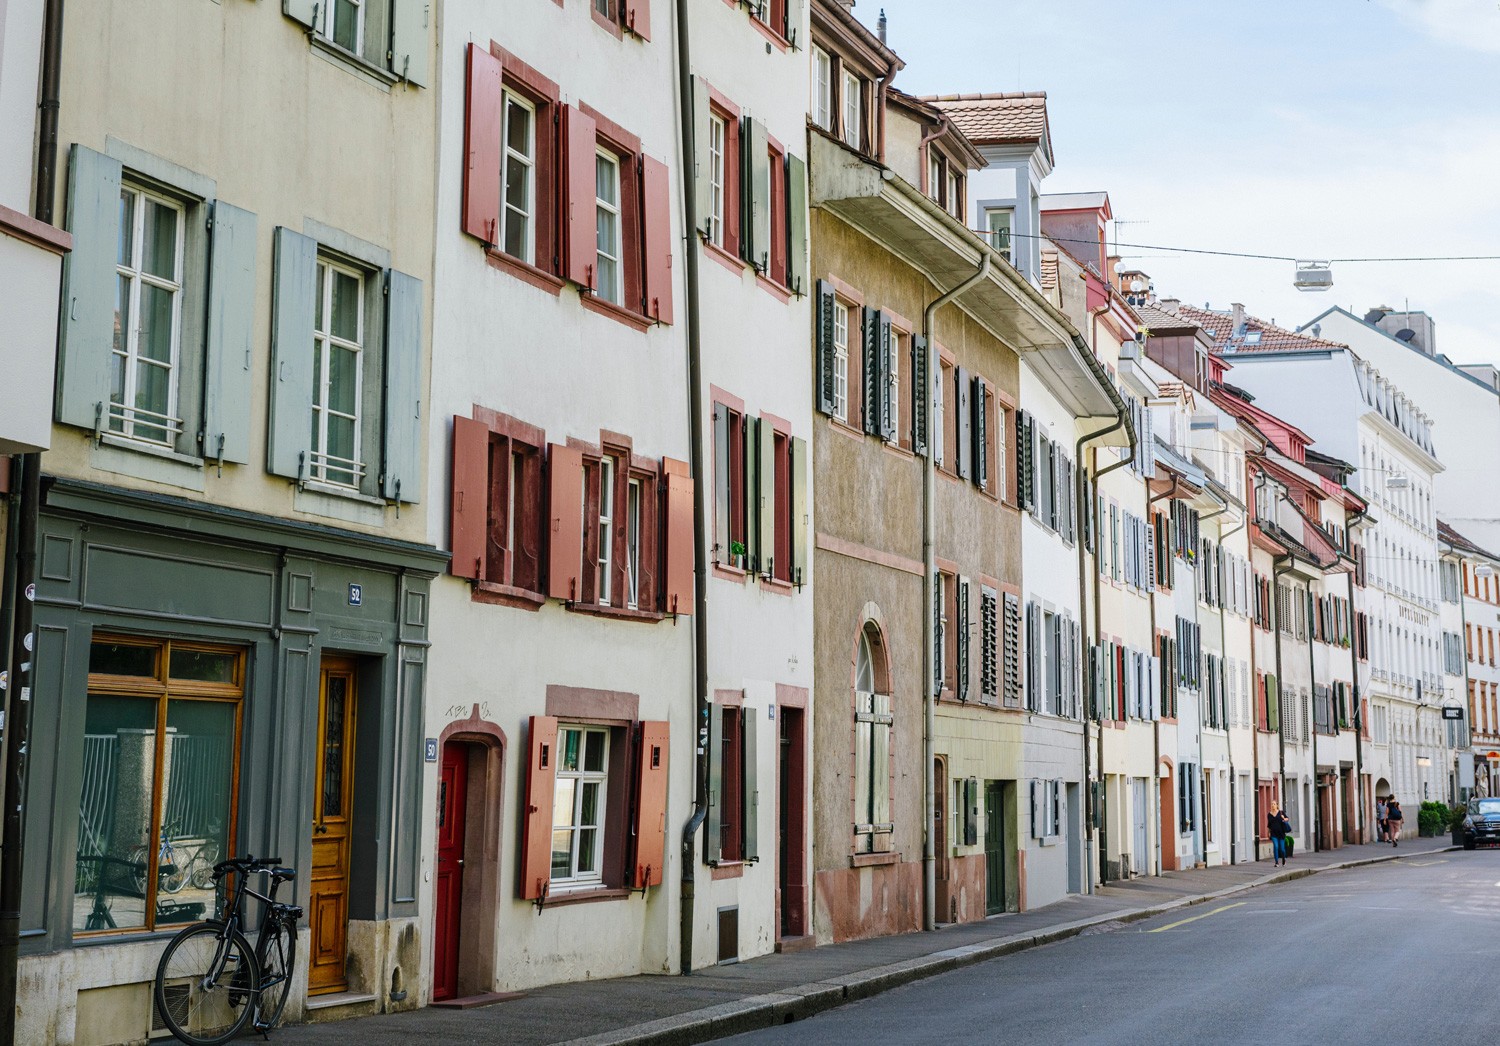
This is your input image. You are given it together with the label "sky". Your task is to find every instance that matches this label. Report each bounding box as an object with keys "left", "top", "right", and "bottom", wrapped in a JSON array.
[{"left": 855, "top": 0, "right": 1500, "bottom": 364}]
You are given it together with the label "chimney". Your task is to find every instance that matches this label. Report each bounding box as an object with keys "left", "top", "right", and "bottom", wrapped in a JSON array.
[
  {"left": 1230, "top": 302, "right": 1245, "bottom": 337},
  {"left": 1159, "top": 297, "right": 1181, "bottom": 312},
  {"left": 877, "top": 8, "right": 887, "bottom": 43}
]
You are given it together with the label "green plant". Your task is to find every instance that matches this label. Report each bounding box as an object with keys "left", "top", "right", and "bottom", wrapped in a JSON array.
[
  {"left": 1417, "top": 800, "right": 1450, "bottom": 837},
  {"left": 730, "top": 540, "right": 746, "bottom": 559},
  {"left": 1450, "top": 803, "right": 1469, "bottom": 832}
]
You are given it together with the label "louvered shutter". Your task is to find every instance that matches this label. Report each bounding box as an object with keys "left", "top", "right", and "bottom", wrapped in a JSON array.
[
  {"left": 862, "top": 308, "right": 883, "bottom": 437},
  {"left": 547, "top": 444, "right": 585, "bottom": 600},
  {"left": 1015, "top": 411, "right": 1033, "bottom": 511},
  {"left": 268, "top": 227, "right": 318, "bottom": 480},
  {"left": 744, "top": 116, "right": 771, "bottom": 271},
  {"left": 1030, "top": 781, "right": 1040, "bottom": 838},
  {"left": 815, "top": 280, "right": 837, "bottom": 415},
  {"left": 57, "top": 145, "right": 121, "bottom": 431},
  {"left": 390, "top": 0, "right": 431, "bottom": 85},
  {"left": 981, "top": 588, "right": 998, "bottom": 701},
  {"left": 462, "top": 44, "right": 502, "bottom": 245},
  {"left": 973, "top": 376, "right": 988, "bottom": 490},
  {"left": 911, "top": 335, "right": 929, "bottom": 456},
  {"left": 641, "top": 155, "right": 674, "bottom": 323},
  {"left": 706, "top": 706, "right": 725, "bottom": 864},
  {"left": 956, "top": 366, "right": 972, "bottom": 480},
  {"left": 790, "top": 437, "right": 809, "bottom": 586},
  {"left": 563, "top": 105, "right": 598, "bottom": 289},
  {"left": 933, "top": 574, "right": 945, "bottom": 693},
  {"left": 382, "top": 269, "right": 424, "bottom": 503},
  {"left": 957, "top": 577, "right": 971, "bottom": 700},
  {"left": 743, "top": 711, "right": 759, "bottom": 861},
  {"left": 632, "top": 721, "right": 669, "bottom": 888},
  {"left": 878, "top": 314, "right": 896, "bottom": 442},
  {"left": 203, "top": 201, "right": 257, "bottom": 464},
  {"left": 450, "top": 416, "right": 489, "bottom": 580},
  {"left": 1003, "top": 593, "right": 1022, "bottom": 707},
  {"left": 786, "top": 153, "right": 808, "bottom": 294},
  {"left": 519, "top": 716, "right": 559, "bottom": 899}
]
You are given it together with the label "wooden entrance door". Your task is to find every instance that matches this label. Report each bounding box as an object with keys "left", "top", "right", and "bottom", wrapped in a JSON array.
[
  {"left": 777, "top": 708, "right": 806, "bottom": 939},
  {"left": 309, "top": 658, "right": 357, "bottom": 995},
  {"left": 984, "top": 780, "right": 1004, "bottom": 915},
  {"left": 432, "top": 742, "right": 469, "bottom": 1001},
  {"left": 1159, "top": 773, "right": 1178, "bottom": 871}
]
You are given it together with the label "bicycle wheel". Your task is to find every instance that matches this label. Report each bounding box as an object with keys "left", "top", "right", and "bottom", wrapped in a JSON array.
[
  {"left": 160, "top": 846, "right": 189, "bottom": 894},
  {"left": 154, "top": 922, "right": 259, "bottom": 1046},
  {"left": 254, "top": 916, "right": 297, "bottom": 1032}
]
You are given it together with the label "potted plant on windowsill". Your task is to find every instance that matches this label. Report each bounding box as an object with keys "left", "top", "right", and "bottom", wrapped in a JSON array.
[{"left": 730, "top": 540, "right": 747, "bottom": 571}]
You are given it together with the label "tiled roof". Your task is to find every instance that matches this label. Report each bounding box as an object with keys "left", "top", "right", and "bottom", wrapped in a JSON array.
[
  {"left": 1040, "top": 250, "right": 1058, "bottom": 292},
  {"left": 1133, "top": 303, "right": 1200, "bottom": 335},
  {"left": 922, "top": 92, "right": 1053, "bottom": 165},
  {"left": 1174, "top": 304, "right": 1349, "bottom": 355},
  {"left": 1440, "top": 519, "right": 1500, "bottom": 562}
]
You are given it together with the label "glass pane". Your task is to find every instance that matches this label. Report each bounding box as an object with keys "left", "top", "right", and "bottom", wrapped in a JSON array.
[
  {"left": 326, "top": 415, "right": 356, "bottom": 466},
  {"left": 162, "top": 700, "right": 236, "bottom": 918},
  {"left": 137, "top": 284, "right": 174, "bottom": 364},
  {"left": 333, "top": 0, "right": 359, "bottom": 51},
  {"left": 576, "top": 828, "right": 597, "bottom": 873},
  {"left": 321, "top": 676, "right": 347, "bottom": 818},
  {"left": 595, "top": 155, "right": 617, "bottom": 207},
  {"left": 90, "top": 641, "right": 159, "bottom": 679},
  {"left": 118, "top": 190, "right": 135, "bottom": 267},
  {"left": 169, "top": 649, "right": 237, "bottom": 685},
  {"left": 133, "top": 363, "right": 171, "bottom": 443},
  {"left": 553, "top": 778, "right": 576, "bottom": 827},
  {"left": 579, "top": 781, "right": 600, "bottom": 827},
  {"left": 328, "top": 345, "right": 359, "bottom": 416},
  {"left": 113, "top": 274, "right": 131, "bottom": 361},
  {"left": 595, "top": 208, "right": 618, "bottom": 256},
  {"left": 582, "top": 731, "right": 605, "bottom": 774},
  {"left": 315, "top": 263, "right": 327, "bottom": 332},
  {"left": 142, "top": 199, "right": 178, "bottom": 280},
  {"left": 560, "top": 729, "right": 581, "bottom": 772},
  {"left": 74, "top": 695, "right": 158, "bottom": 934},
  {"left": 504, "top": 152, "right": 531, "bottom": 213},
  {"left": 551, "top": 829, "right": 573, "bottom": 879},
  {"left": 596, "top": 256, "right": 619, "bottom": 305},
  {"left": 330, "top": 269, "right": 360, "bottom": 344},
  {"left": 505, "top": 99, "right": 532, "bottom": 157},
  {"left": 502, "top": 206, "right": 529, "bottom": 260}
]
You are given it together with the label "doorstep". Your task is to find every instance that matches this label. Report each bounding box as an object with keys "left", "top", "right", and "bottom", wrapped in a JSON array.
[
  {"left": 306, "top": 991, "right": 379, "bottom": 1016},
  {"left": 774, "top": 935, "right": 815, "bottom": 954},
  {"left": 430, "top": 991, "right": 526, "bottom": 1009}
]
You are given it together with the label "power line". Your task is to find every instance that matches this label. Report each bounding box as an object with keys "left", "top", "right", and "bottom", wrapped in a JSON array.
[{"left": 1009, "top": 230, "right": 1500, "bottom": 265}]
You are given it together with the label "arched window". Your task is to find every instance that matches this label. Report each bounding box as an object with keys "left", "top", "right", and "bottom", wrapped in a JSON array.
[{"left": 853, "top": 623, "right": 893, "bottom": 854}]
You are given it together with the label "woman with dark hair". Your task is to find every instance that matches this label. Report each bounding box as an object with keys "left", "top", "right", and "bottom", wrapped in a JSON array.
[{"left": 1387, "top": 798, "right": 1403, "bottom": 846}]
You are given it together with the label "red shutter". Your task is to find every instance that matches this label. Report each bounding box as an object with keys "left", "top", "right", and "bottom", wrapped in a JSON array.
[
  {"left": 632, "top": 720, "right": 670, "bottom": 889},
  {"left": 0, "top": 456, "right": 10, "bottom": 495},
  {"left": 663, "top": 458, "right": 694, "bottom": 615},
  {"left": 463, "top": 43, "right": 503, "bottom": 246},
  {"left": 547, "top": 444, "right": 584, "bottom": 601},
  {"left": 519, "top": 716, "right": 559, "bottom": 900},
  {"left": 562, "top": 105, "right": 598, "bottom": 290},
  {"left": 641, "top": 155, "right": 674, "bottom": 324},
  {"left": 624, "top": 0, "right": 651, "bottom": 40},
  {"left": 450, "top": 416, "right": 490, "bottom": 579}
]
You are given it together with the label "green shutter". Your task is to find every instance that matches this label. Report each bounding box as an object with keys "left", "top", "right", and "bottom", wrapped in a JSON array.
[
  {"left": 743, "top": 710, "right": 759, "bottom": 862},
  {"left": 911, "top": 334, "right": 929, "bottom": 456},
  {"left": 973, "top": 376, "right": 987, "bottom": 489},
  {"left": 382, "top": 269, "right": 424, "bottom": 503},
  {"left": 57, "top": 145, "right": 122, "bottom": 431},
  {"left": 693, "top": 77, "right": 713, "bottom": 238},
  {"left": 390, "top": 0, "right": 431, "bottom": 87},
  {"left": 267, "top": 227, "right": 318, "bottom": 480},
  {"left": 786, "top": 152, "right": 808, "bottom": 295},
  {"left": 757, "top": 418, "right": 776, "bottom": 578},
  {"left": 203, "top": 201, "right": 258, "bottom": 465},
  {"left": 790, "top": 436, "right": 809, "bottom": 587},
  {"left": 815, "top": 280, "right": 836, "bottom": 415},
  {"left": 706, "top": 706, "right": 724, "bottom": 865},
  {"left": 862, "top": 307, "right": 882, "bottom": 437}
]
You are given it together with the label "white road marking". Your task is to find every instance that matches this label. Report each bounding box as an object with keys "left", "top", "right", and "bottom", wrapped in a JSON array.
[
  {"left": 1148, "top": 902, "right": 1246, "bottom": 933},
  {"left": 1359, "top": 905, "right": 1403, "bottom": 911}
]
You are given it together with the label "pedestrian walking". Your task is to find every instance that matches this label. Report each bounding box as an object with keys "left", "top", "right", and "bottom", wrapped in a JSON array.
[
  {"left": 1376, "top": 796, "right": 1388, "bottom": 845},
  {"left": 1268, "top": 802, "right": 1292, "bottom": 866},
  {"left": 1387, "top": 798, "right": 1403, "bottom": 846}
]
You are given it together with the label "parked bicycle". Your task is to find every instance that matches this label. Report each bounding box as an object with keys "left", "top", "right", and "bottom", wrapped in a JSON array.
[{"left": 153, "top": 855, "right": 302, "bottom": 1045}]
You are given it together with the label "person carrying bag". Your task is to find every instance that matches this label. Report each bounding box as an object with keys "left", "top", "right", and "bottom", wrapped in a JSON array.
[
  {"left": 1268, "top": 802, "right": 1292, "bottom": 866},
  {"left": 1387, "top": 799, "right": 1403, "bottom": 846}
]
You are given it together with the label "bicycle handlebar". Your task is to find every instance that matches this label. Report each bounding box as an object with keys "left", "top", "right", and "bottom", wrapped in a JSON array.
[{"left": 212, "top": 855, "right": 286, "bottom": 876}]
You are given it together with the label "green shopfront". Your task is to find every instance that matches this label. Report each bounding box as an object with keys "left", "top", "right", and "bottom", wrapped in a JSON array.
[{"left": 16, "top": 478, "right": 445, "bottom": 1045}]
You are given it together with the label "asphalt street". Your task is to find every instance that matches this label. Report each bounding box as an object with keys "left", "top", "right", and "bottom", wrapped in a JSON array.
[{"left": 727, "top": 852, "right": 1500, "bottom": 1046}]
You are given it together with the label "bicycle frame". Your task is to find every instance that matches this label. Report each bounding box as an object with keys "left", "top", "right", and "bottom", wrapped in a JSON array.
[{"left": 203, "top": 862, "right": 290, "bottom": 990}]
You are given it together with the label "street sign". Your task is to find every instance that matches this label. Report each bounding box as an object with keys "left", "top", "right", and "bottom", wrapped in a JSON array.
[{"left": 1442, "top": 707, "right": 1464, "bottom": 720}]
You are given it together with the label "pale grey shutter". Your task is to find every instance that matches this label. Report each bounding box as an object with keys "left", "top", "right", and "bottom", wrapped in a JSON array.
[
  {"left": 390, "top": 0, "right": 431, "bottom": 87},
  {"left": 745, "top": 117, "right": 771, "bottom": 270},
  {"left": 706, "top": 706, "right": 724, "bottom": 864},
  {"left": 757, "top": 417, "right": 776, "bottom": 576},
  {"left": 786, "top": 153, "right": 808, "bottom": 295},
  {"left": 713, "top": 405, "right": 730, "bottom": 563},
  {"left": 57, "top": 144, "right": 122, "bottom": 431},
  {"left": 693, "top": 77, "right": 713, "bottom": 237},
  {"left": 911, "top": 334, "right": 929, "bottom": 456},
  {"left": 1030, "top": 781, "right": 1040, "bottom": 838},
  {"left": 955, "top": 366, "right": 972, "bottom": 480},
  {"left": 785, "top": 0, "right": 804, "bottom": 47},
  {"left": 743, "top": 710, "right": 759, "bottom": 861},
  {"left": 283, "top": 0, "right": 317, "bottom": 29},
  {"left": 1025, "top": 601, "right": 1040, "bottom": 711},
  {"left": 743, "top": 415, "right": 761, "bottom": 572},
  {"left": 268, "top": 227, "right": 318, "bottom": 480},
  {"left": 203, "top": 201, "right": 257, "bottom": 464},
  {"left": 790, "top": 436, "right": 809, "bottom": 586},
  {"left": 382, "top": 269, "right": 424, "bottom": 503}
]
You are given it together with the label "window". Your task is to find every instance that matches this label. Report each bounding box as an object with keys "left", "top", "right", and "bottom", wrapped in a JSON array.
[
  {"left": 501, "top": 91, "right": 537, "bottom": 263},
  {"left": 626, "top": 478, "right": 642, "bottom": 610},
  {"left": 933, "top": 361, "right": 946, "bottom": 467},
  {"left": 708, "top": 703, "right": 758, "bottom": 864},
  {"left": 935, "top": 571, "right": 951, "bottom": 692},
  {"left": 551, "top": 726, "right": 609, "bottom": 885},
  {"left": 947, "top": 170, "right": 962, "bottom": 220},
  {"left": 888, "top": 329, "right": 903, "bottom": 443},
  {"left": 321, "top": 0, "right": 366, "bottom": 56},
  {"left": 841, "top": 70, "right": 863, "bottom": 150},
  {"left": 707, "top": 114, "right": 727, "bottom": 248},
  {"left": 596, "top": 456, "right": 616, "bottom": 605},
  {"left": 813, "top": 46, "right": 834, "bottom": 130},
  {"left": 75, "top": 638, "right": 241, "bottom": 936},
  {"left": 594, "top": 149, "right": 623, "bottom": 305},
  {"left": 832, "top": 302, "right": 850, "bottom": 422},
  {"left": 310, "top": 257, "right": 365, "bottom": 488},
  {"left": 854, "top": 625, "right": 892, "bottom": 854},
  {"left": 111, "top": 186, "right": 185, "bottom": 447},
  {"left": 986, "top": 208, "right": 1013, "bottom": 264}
]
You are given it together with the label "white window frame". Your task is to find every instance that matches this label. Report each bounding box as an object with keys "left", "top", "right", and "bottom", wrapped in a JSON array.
[
  {"left": 933, "top": 367, "right": 945, "bottom": 467},
  {"left": 947, "top": 170, "right": 961, "bottom": 220},
  {"left": 598, "top": 456, "right": 616, "bottom": 606},
  {"left": 928, "top": 155, "right": 942, "bottom": 204},
  {"left": 112, "top": 185, "right": 186, "bottom": 448},
  {"left": 594, "top": 148, "right": 623, "bottom": 305},
  {"left": 552, "top": 725, "right": 610, "bottom": 886},
  {"left": 813, "top": 47, "right": 833, "bottom": 130},
  {"left": 707, "top": 113, "right": 726, "bottom": 248},
  {"left": 311, "top": 257, "right": 366, "bottom": 489},
  {"left": 832, "top": 300, "right": 850, "bottom": 422},
  {"left": 500, "top": 90, "right": 537, "bottom": 264},
  {"left": 985, "top": 208, "right": 1013, "bottom": 263},
  {"left": 626, "top": 477, "right": 642, "bottom": 611},
  {"left": 888, "top": 330, "right": 902, "bottom": 438},
  {"left": 320, "top": 0, "right": 366, "bottom": 56},
  {"left": 841, "top": 70, "right": 862, "bottom": 149}
]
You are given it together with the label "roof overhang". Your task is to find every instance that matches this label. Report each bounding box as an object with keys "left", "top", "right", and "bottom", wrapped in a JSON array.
[{"left": 810, "top": 133, "right": 1121, "bottom": 427}]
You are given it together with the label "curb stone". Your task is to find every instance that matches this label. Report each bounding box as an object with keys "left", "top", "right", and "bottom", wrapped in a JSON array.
[{"left": 560, "top": 846, "right": 1456, "bottom": 1046}]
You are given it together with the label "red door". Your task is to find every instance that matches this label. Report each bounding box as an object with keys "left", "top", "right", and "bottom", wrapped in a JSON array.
[{"left": 433, "top": 743, "right": 469, "bottom": 1001}]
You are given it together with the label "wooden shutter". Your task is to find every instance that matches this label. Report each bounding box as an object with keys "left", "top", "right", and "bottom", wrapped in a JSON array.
[
  {"left": 1003, "top": 593, "right": 1022, "bottom": 707},
  {"left": 203, "top": 200, "right": 257, "bottom": 464},
  {"left": 743, "top": 712, "right": 759, "bottom": 862},
  {"left": 981, "top": 588, "right": 998, "bottom": 701},
  {"left": 911, "top": 335, "right": 929, "bottom": 456},
  {"left": 1025, "top": 601, "right": 1040, "bottom": 711},
  {"left": 972, "top": 377, "right": 988, "bottom": 490},
  {"left": 382, "top": 269, "right": 424, "bottom": 503},
  {"left": 1015, "top": 411, "right": 1033, "bottom": 511},
  {"left": 955, "top": 366, "right": 972, "bottom": 480},
  {"left": 633, "top": 721, "right": 669, "bottom": 888},
  {"left": 663, "top": 459, "right": 694, "bottom": 614},
  {"left": 757, "top": 420, "right": 776, "bottom": 578},
  {"left": 862, "top": 308, "right": 882, "bottom": 437},
  {"left": 57, "top": 145, "right": 122, "bottom": 431},
  {"left": 641, "top": 155, "right": 674, "bottom": 323},
  {"left": 815, "top": 280, "right": 837, "bottom": 415},
  {"left": 1051, "top": 780, "right": 1062, "bottom": 836},
  {"left": 957, "top": 577, "right": 971, "bottom": 701},
  {"left": 1029, "top": 781, "right": 1039, "bottom": 838},
  {"left": 786, "top": 153, "right": 808, "bottom": 294},
  {"left": 519, "top": 716, "right": 559, "bottom": 899},
  {"left": 450, "top": 416, "right": 490, "bottom": 580},
  {"left": 713, "top": 405, "right": 731, "bottom": 564},
  {"left": 562, "top": 105, "right": 598, "bottom": 290},
  {"left": 462, "top": 43, "right": 502, "bottom": 245},
  {"left": 706, "top": 705, "right": 725, "bottom": 864},
  {"left": 268, "top": 227, "right": 318, "bottom": 480},
  {"left": 282, "top": 0, "right": 317, "bottom": 28},
  {"left": 743, "top": 416, "right": 761, "bottom": 572},
  {"left": 547, "top": 444, "right": 584, "bottom": 600},
  {"left": 744, "top": 117, "right": 771, "bottom": 270},
  {"left": 691, "top": 77, "right": 713, "bottom": 237},
  {"left": 390, "top": 0, "right": 431, "bottom": 85},
  {"left": 623, "top": 0, "right": 652, "bottom": 39}
]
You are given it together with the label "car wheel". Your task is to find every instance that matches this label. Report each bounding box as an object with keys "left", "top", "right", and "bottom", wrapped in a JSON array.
[{"left": 1464, "top": 839, "right": 1476, "bottom": 851}]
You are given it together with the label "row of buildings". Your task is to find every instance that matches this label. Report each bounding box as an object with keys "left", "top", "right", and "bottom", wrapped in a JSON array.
[{"left": 1, "top": 1, "right": 1496, "bottom": 1042}]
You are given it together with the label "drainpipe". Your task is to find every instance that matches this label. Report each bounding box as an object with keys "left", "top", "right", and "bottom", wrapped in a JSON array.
[
  {"left": 1146, "top": 475, "right": 1180, "bottom": 875},
  {"left": 672, "top": 0, "right": 711, "bottom": 976},
  {"left": 922, "top": 253, "right": 989, "bottom": 932},
  {"left": 0, "top": 1, "right": 64, "bottom": 1037}
]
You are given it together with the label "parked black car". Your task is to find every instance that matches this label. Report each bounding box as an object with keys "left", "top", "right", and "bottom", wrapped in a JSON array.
[{"left": 1461, "top": 797, "right": 1500, "bottom": 850}]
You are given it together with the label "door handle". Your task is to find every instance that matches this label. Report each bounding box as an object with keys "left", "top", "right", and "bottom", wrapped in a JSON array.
[
  {"left": 315, "top": 823, "right": 328, "bottom": 834},
  {"left": 456, "top": 859, "right": 464, "bottom": 867}
]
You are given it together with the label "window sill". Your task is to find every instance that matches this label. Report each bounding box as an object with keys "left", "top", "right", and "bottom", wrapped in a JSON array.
[
  {"left": 702, "top": 238, "right": 749, "bottom": 276},
  {"left": 566, "top": 601, "right": 667, "bottom": 624},
  {"left": 485, "top": 248, "right": 565, "bottom": 295},
  {"left": 760, "top": 575, "right": 795, "bottom": 595},
  {"left": 748, "top": 16, "right": 792, "bottom": 51},
  {"left": 308, "top": 34, "right": 401, "bottom": 92},
  {"left": 714, "top": 563, "right": 751, "bottom": 584},
  {"left": 755, "top": 273, "right": 793, "bottom": 304},
  {"left": 301, "top": 480, "right": 387, "bottom": 506},
  {"left": 473, "top": 582, "right": 546, "bottom": 611},
  {"left": 98, "top": 433, "right": 202, "bottom": 467},
  {"left": 579, "top": 290, "right": 654, "bottom": 332},
  {"left": 849, "top": 851, "right": 899, "bottom": 868},
  {"left": 542, "top": 885, "right": 630, "bottom": 908},
  {"left": 710, "top": 861, "right": 745, "bottom": 880}
]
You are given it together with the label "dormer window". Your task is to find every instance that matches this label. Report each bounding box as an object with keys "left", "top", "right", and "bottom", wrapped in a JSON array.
[
  {"left": 985, "top": 208, "right": 1013, "bottom": 264},
  {"left": 926, "top": 152, "right": 964, "bottom": 220}
]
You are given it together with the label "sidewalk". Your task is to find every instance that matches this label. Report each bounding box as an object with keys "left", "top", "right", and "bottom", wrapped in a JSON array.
[{"left": 278, "top": 838, "right": 1453, "bottom": 1046}]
